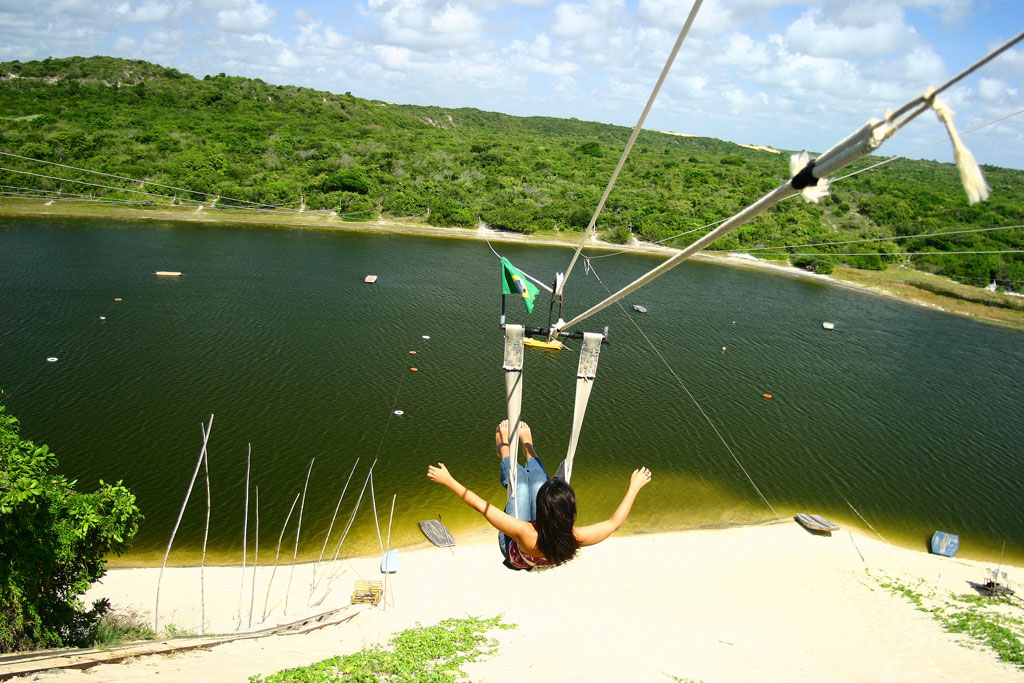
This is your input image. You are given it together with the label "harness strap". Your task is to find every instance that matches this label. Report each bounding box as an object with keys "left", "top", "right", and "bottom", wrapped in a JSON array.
[
  {"left": 556, "top": 331, "right": 603, "bottom": 483},
  {"left": 502, "top": 324, "right": 525, "bottom": 518}
]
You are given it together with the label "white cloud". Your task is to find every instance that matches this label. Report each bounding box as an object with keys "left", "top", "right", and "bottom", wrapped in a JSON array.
[
  {"left": 216, "top": 0, "right": 276, "bottom": 33},
  {"left": 114, "top": 1, "right": 173, "bottom": 22},
  {"left": 293, "top": 8, "right": 314, "bottom": 23},
  {"left": 552, "top": 3, "right": 601, "bottom": 39},
  {"left": 369, "top": 0, "right": 487, "bottom": 51},
  {"left": 504, "top": 34, "right": 577, "bottom": 75},
  {"left": 783, "top": 6, "right": 918, "bottom": 58},
  {"left": 113, "top": 35, "right": 138, "bottom": 51}
]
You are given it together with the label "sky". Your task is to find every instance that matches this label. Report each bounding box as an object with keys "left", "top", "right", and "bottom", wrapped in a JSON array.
[{"left": 2, "top": 0, "right": 1022, "bottom": 169}]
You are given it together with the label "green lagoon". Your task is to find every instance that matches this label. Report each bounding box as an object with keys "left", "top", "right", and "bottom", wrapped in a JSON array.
[{"left": 2, "top": 217, "right": 1022, "bottom": 565}]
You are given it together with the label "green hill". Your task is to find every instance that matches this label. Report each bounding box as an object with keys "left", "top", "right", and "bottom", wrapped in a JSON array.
[{"left": 1, "top": 55, "right": 1021, "bottom": 290}]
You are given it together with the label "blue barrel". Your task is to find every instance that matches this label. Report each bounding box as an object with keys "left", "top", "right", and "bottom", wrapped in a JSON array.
[{"left": 931, "top": 531, "right": 960, "bottom": 557}]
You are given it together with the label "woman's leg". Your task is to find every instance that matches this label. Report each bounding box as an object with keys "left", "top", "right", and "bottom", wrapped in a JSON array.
[
  {"left": 520, "top": 422, "right": 549, "bottom": 521},
  {"left": 496, "top": 420, "right": 530, "bottom": 562}
]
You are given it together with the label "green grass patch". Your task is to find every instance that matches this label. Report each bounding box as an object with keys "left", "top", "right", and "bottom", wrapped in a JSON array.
[
  {"left": 871, "top": 570, "right": 1024, "bottom": 669},
  {"left": 249, "top": 615, "right": 514, "bottom": 682}
]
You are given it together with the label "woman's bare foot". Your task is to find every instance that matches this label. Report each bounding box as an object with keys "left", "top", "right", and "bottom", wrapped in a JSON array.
[
  {"left": 520, "top": 422, "right": 538, "bottom": 460},
  {"left": 496, "top": 420, "right": 510, "bottom": 460}
]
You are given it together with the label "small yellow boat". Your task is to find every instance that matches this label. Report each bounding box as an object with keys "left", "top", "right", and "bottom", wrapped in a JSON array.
[{"left": 524, "top": 337, "right": 564, "bottom": 351}]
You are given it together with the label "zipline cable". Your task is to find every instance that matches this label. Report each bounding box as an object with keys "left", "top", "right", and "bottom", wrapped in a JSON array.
[
  {"left": 556, "top": 30, "right": 1024, "bottom": 334},
  {"left": 558, "top": 0, "right": 705, "bottom": 298},
  {"left": 584, "top": 259, "right": 780, "bottom": 519}
]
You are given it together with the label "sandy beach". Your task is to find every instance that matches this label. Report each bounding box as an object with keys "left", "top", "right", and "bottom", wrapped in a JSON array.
[{"left": 6, "top": 523, "right": 1023, "bottom": 682}]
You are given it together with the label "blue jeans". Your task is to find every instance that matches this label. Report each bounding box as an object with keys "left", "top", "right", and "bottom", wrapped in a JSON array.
[{"left": 498, "top": 455, "right": 549, "bottom": 562}]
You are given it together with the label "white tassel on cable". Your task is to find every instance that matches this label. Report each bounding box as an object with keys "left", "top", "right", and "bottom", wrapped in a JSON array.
[
  {"left": 925, "top": 87, "right": 990, "bottom": 205},
  {"left": 789, "top": 151, "right": 830, "bottom": 203}
]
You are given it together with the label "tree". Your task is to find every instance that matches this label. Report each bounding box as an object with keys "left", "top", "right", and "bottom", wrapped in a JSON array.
[{"left": 0, "top": 406, "right": 141, "bottom": 652}]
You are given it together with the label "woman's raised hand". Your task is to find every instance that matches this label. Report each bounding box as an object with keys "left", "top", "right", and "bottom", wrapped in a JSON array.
[
  {"left": 630, "top": 466, "right": 653, "bottom": 491},
  {"left": 427, "top": 462, "right": 455, "bottom": 487}
]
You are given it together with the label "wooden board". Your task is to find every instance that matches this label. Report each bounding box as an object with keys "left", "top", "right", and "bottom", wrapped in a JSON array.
[
  {"left": 419, "top": 519, "right": 455, "bottom": 547},
  {"left": 796, "top": 513, "right": 839, "bottom": 533}
]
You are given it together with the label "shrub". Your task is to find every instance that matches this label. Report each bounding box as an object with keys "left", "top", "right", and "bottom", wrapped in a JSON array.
[{"left": 0, "top": 405, "right": 142, "bottom": 652}]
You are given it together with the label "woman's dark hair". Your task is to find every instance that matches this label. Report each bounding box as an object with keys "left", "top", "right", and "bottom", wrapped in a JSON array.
[{"left": 534, "top": 477, "right": 580, "bottom": 565}]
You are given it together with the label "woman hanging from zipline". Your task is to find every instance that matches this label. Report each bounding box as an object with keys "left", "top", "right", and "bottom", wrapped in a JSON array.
[{"left": 427, "top": 419, "right": 652, "bottom": 570}]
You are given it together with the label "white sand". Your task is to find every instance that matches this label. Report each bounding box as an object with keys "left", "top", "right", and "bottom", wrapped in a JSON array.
[{"left": 15, "top": 524, "right": 1024, "bottom": 682}]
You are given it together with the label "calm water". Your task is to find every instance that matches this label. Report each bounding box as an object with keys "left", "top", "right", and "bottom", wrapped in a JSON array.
[{"left": 2, "top": 217, "right": 1022, "bottom": 565}]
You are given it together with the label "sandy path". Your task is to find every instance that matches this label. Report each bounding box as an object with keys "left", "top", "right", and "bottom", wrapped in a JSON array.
[{"left": 12, "top": 523, "right": 1022, "bottom": 682}]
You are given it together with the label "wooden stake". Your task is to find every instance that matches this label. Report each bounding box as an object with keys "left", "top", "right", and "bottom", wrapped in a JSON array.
[
  {"left": 200, "top": 431, "right": 211, "bottom": 635},
  {"left": 261, "top": 492, "right": 300, "bottom": 623},
  {"left": 285, "top": 458, "right": 314, "bottom": 615},
  {"left": 237, "top": 443, "right": 251, "bottom": 629},
  {"left": 312, "top": 458, "right": 359, "bottom": 590},
  {"left": 383, "top": 493, "right": 396, "bottom": 610},
  {"left": 248, "top": 485, "right": 259, "bottom": 630},
  {"left": 155, "top": 414, "right": 213, "bottom": 633}
]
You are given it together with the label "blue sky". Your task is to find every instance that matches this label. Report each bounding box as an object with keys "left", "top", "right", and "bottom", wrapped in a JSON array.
[{"left": 2, "top": 1, "right": 1022, "bottom": 169}]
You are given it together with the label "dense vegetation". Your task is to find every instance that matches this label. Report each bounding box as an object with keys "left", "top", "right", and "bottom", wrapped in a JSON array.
[
  {"left": 0, "top": 405, "right": 141, "bottom": 651},
  {"left": 1, "top": 56, "right": 1021, "bottom": 290}
]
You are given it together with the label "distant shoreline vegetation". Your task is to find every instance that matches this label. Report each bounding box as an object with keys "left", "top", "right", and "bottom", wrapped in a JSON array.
[{"left": 1, "top": 55, "right": 1021, "bottom": 295}]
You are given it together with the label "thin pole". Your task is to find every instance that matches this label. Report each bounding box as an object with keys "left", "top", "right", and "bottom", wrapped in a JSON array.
[
  {"left": 383, "top": 494, "right": 396, "bottom": 610},
  {"left": 325, "top": 461, "right": 377, "bottom": 585},
  {"left": 248, "top": 485, "right": 259, "bottom": 630},
  {"left": 369, "top": 470, "right": 384, "bottom": 554},
  {"left": 285, "top": 458, "right": 314, "bottom": 615},
  {"left": 155, "top": 414, "right": 213, "bottom": 633},
  {"left": 200, "top": 433, "right": 212, "bottom": 635},
  {"left": 311, "top": 457, "right": 359, "bottom": 595},
  {"left": 261, "top": 492, "right": 300, "bottom": 623},
  {"left": 237, "top": 443, "right": 251, "bottom": 629}
]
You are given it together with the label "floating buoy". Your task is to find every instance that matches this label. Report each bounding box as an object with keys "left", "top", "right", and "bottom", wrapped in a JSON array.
[
  {"left": 46, "top": 357, "right": 58, "bottom": 363},
  {"left": 410, "top": 367, "right": 418, "bottom": 372},
  {"left": 763, "top": 393, "right": 773, "bottom": 399},
  {"left": 393, "top": 410, "right": 404, "bottom": 416},
  {"left": 722, "top": 346, "right": 727, "bottom": 352},
  {"left": 421, "top": 335, "right": 430, "bottom": 340}
]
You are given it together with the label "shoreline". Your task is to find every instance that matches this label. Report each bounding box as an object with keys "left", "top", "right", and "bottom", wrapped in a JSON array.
[
  {"left": 2, "top": 198, "right": 1021, "bottom": 331},
  {"left": 13, "top": 523, "right": 1024, "bottom": 682}
]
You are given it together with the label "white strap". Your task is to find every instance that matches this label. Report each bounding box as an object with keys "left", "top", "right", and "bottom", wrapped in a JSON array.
[
  {"left": 503, "top": 324, "right": 525, "bottom": 518},
  {"left": 556, "top": 332, "right": 603, "bottom": 483}
]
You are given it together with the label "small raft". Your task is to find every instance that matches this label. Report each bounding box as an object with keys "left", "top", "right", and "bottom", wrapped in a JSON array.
[
  {"left": 796, "top": 514, "right": 839, "bottom": 534},
  {"left": 364, "top": 274, "right": 378, "bottom": 283},
  {"left": 155, "top": 271, "right": 182, "bottom": 277},
  {"left": 524, "top": 337, "right": 564, "bottom": 351}
]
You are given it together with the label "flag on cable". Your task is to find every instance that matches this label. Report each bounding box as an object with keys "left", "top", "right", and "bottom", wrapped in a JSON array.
[{"left": 500, "top": 257, "right": 539, "bottom": 314}]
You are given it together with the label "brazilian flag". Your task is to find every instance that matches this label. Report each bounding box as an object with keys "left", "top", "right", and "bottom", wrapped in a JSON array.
[{"left": 501, "top": 257, "right": 539, "bottom": 314}]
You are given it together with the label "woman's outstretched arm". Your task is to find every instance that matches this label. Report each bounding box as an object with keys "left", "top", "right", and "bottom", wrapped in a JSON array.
[
  {"left": 574, "top": 467, "right": 652, "bottom": 547},
  {"left": 427, "top": 462, "right": 533, "bottom": 541}
]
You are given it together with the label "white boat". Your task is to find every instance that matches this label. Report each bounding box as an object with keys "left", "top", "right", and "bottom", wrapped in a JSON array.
[
  {"left": 632, "top": 304, "right": 647, "bottom": 313},
  {"left": 822, "top": 321, "right": 835, "bottom": 330},
  {"left": 364, "top": 274, "right": 378, "bottom": 283}
]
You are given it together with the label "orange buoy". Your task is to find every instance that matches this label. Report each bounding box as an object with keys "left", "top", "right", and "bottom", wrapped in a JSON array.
[
  {"left": 410, "top": 367, "right": 418, "bottom": 372},
  {"left": 763, "top": 393, "right": 773, "bottom": 399}
]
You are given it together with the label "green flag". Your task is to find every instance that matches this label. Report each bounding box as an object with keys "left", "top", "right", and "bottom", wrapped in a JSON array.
[{"left": 501, "top": 257, "right": 539, "bottom": 314}]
